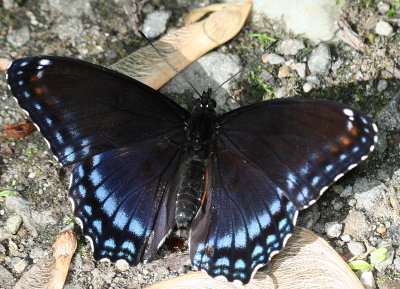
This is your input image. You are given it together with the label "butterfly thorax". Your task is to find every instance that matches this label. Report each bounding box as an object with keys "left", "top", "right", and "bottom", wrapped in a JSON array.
[{"left": 175, "top": 90, "right": 217, "bottom": 228}]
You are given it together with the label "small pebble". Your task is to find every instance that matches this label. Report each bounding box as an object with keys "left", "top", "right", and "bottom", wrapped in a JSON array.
[
  {"left": 278, "top": 65, "right": 291, "bottom": 78},
  {"left": 377, "top": 79, "right": 388, "bottom": 92},
  {"left": 6, "top": 25, "right": 30, "bottom": 47},
  {"left": 340, "top": 186, "right": 353, "bottom": 197},
  {"left": 263, "top": 53, "right": 285, "bottom": 65},
  {"left": 377, "top": 2, "right": 390, "bottom": 14},
  {"left": 6, "top": 215, "right": 23, "bottom": 234},
  {"left": 14, "top": 259, "right": 28, "bottom": 273},
  {"left": 293, "top": 62, "right": 306, "bottom": 78},
  {"left": 347, "top": 241, "right": 366, "bottom": 256},
  {"left": 115, "top": 259, "right": 129, "bottom": 272},
  {"left": 278, "top": 39, "right": 305, "bottom": 55},
  {"left": 341, "top": 234, "right": 351, "bottom": 242},
  {"left": 376, "top": 224, "right": 387, "bottom": 234},
  {"left": 142, "top": 10, "right": 171, "bottom": 39},
  {"left": 308, "top": 43, "right": 331, "bottom": 76},
  {"left": 375, "top": 20, "right": 393, "bottom": 36},
  {"left": 325, "top": 221, "right": 343, "bottom": 238},
  {"left": 360, "top": 271, "right": 375, "bottom": 289},
  {"left": 303, "top": 82, "right": 313, "bottom": 93}
]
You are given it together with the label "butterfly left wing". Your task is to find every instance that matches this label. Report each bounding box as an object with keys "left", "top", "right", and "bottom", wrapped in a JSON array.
[
  {"left": 190, "top": 98, "right": 377, "bottom": 284},
  {"left": 70, "top": 137, "right": 183, "bottom": 264}
]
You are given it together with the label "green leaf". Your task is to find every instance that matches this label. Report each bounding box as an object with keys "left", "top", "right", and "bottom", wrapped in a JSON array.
[
  {"left": 348, "top": 260, "right": 373, "bottom": 270},
  {"left": 370, "top": 248, "right": 388, "bottom": 266},
  {"left": 0, "top": 190, "right": 17, "bottom": 197}
]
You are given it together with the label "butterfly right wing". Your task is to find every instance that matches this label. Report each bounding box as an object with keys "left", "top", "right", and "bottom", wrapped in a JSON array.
[
  {"left": 7, "top": 56, "right": 189, "bottom": 165},
  {"left": 69, "top": 137, "right": 184, "bottom": 264}
]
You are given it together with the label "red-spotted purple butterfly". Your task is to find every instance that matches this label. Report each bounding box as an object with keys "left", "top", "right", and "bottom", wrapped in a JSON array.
[{"left": 6, "top": 56, "right": 377, "bottom": 284}]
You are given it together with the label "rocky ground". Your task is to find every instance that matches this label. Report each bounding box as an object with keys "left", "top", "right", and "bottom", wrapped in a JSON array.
[{"left": 0, "top": 0, "right": 400, "bottom": 288}]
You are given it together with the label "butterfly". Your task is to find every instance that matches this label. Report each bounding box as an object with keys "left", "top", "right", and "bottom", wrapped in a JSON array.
[{"left": 6, "top": 56, "right": 378, "bottom": 284}]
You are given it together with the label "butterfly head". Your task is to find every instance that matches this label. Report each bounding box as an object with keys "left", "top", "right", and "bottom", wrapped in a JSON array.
[{"left": 193, "top": 88, "right": 216, "bottom": 111}]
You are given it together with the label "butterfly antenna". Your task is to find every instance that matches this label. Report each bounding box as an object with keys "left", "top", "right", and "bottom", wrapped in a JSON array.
[
  {"left": 211, "top": 39, "right": 279, "bottom": 97},
  {"left": 138, "top": 30, "right": 203, "bottom": 98}
]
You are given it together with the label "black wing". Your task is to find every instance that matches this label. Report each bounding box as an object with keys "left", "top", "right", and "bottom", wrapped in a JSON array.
[
  {"left": 7, "top": 56, "right": 190, "bottom": 264},
  {"left": 6, "top": 56, "right": 189, "bottom": 165},
  {"left": 190, "top": 98, "right": 377, "bottom": 284}
]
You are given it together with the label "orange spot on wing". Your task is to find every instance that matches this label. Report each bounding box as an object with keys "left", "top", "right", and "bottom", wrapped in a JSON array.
[
  {"left": 350, "top": 127, "right": 358, "bottom": 136},
  {"left": 34, "top": 87, "right": 43, "bottom": 94},
  {"left": 341, "top": 137, "right": 351, "bottom": 146},
  {"left": 329, "top": 146, "right": 339, "bottom": 153},
  {"left": 29, "top": 75, "right": 39, "bottom": 82}
]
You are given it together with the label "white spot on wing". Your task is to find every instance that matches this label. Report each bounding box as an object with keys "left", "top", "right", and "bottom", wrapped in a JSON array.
[
  {"left": 334, "top": 173, "right": 344, "bottom": 182},
  {"left": 39, "top": 59, "right": 52, "bottom": 66},
  {"left": 343, "top": 108, "right": 354, "bottom": 117},
  {"left": 75, "top": 217, "right": 83, "bottom": 229},
  {"left": 68, "top": 197, "right": 75, "bottom": 211},
  {"left": 85, "top": 235, "right": 94, "bottom": 252},
  {"left": 372, "top": 123, "right": 378, "bottom": 133},
  {"left": 348, "top": 163, "right": 357, "bottom": 170},
  {"left": 68, "top": 174, "right": 73, "bottom": 189}
]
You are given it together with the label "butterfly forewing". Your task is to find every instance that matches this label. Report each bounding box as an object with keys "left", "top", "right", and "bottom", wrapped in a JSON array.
[
  {"left": 7, "top": 56, "right": 189, "bottom": 165},
  {"left": 217, "top": 98, "right": 377, "bottom": 209}
]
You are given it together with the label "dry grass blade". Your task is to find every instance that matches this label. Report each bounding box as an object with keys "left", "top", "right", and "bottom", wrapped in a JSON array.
[
  {"left": 15, "top": 229, "right": 77, "bottom": 289},
  {"left": 145, "top": 227, "right": 363, "bottom": 289},
  {"left": 110, "top": 1, "right": 252, "bottom": 90}
]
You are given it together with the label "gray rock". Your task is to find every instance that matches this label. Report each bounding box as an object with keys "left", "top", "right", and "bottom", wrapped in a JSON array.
[
  {"left": 4, "top": 196, "right": 57, "bottom": 238},
  {"left": 375, "top": 20, "right": 393, "bottom": 36},
  {"left": 303, "top": 82, "right": 313, "bottom": 93},
  {"left": 343, "top": 210, "right": 370, "bottom": 240},
  {"left": 293, "top": 62, "right": 306, "bottom": 78},
  {"left": 377, "top": 91, "right": 400, "bottom": 132},
  {"left": 278, "top": 39, "right": 305, "bottom": 55},
  {"left": 237, "top": 0, "right": 344, "bottom": 41},
  {"left": 49, "top": 0, "right": 92, "bottom": 17},
  {"left": 142, "top": 10, "right": 171, "bottom": 39},
  {"left": 340, "top": 234, "right": 351, "bottom": 242},
  {"left": 3, "top": 0, "right": 15, "bottom": 9},
  {"left": 377, "top": 79, "right": 388, "bottom": 92},
  {"left": 353, "top": 178, "right": 388, "bottom": 216},
  {"left": 6, "top": 215, "right": 22, "bottom": 234},
  {"left": 265, "top": 53, "right": 285, "bottom": 65},
  {"left": 325, "top": 221, "right": 342, "bottom": 238},
  {"left": 0, "top": 228, "right": 13, "bottom": 242},
  {"left": 161, "top": 52, "right": 241, "bottom": 113},
  {"left": 394, "top": 257, "right": 400, "bottom": 271},
  {"left": 374, "top": 244, "right": 394, "bottom": 272},
  {"left": 0, "top": 265, "right": 14, "bottom": 288},
  {"left": 305, "top": 75, "right": 321, "bottom": 87},
  {"left": 360, "top": 271, "right": 375, "bottom": 289},
  {"left": 340, "top": 185, "right": 353, "bottom": 197},
  {"left": 297, "top": 204, "right": 320, "bottom": 229},
  {"left": 52, "top": 19, "right": 84, "bottom": 42},
  {"left": 347, "top": 241, "right": 366, "bottom": 256},
  {"left": 6, "top": 25, "right": 30, "bottom": 47},
  {"left": 307, "top": 43, "right": 331, "bottom": 76},
  {"left": 377, "top": 2, "right": 390, "bottom": 14}
]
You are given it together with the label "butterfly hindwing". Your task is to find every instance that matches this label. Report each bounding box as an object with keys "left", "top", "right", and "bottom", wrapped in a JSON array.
[
  {"left": 190, "top": 150, "right": 298, "bottom": 284},
  {"left": 70, "top": 138, "right": 183, "bottom": 264},
  {"left": 6, "top": 56, "right": 189, "bottom": 165}
]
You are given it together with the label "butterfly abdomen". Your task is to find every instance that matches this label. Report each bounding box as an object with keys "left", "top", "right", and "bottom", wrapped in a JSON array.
[{"left": 175, "top": 158, "right": 207, "bottom": 228}]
